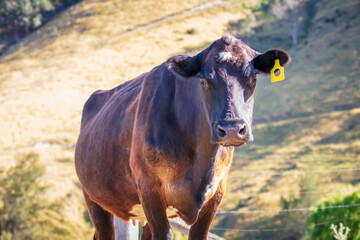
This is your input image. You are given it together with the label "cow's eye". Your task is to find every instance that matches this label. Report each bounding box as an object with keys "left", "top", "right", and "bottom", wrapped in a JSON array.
[
  {"left": 200, "top": 78, "right": 209, "bottom": 88},
  {"left": 247, "top": 75, "right": 257, "bottom": 88}
]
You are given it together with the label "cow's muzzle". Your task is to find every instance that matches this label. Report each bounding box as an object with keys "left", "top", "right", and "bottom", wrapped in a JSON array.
[{"left": 214, "top": 122, "right": 253, "bottom": 146}]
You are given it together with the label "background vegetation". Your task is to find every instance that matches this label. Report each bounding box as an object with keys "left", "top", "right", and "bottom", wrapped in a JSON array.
[
  {"left": 0, "top": 0, "right": 359, "bottom": 239},
  {"left": 0, "top": 0, "right": 79, "bottom": 51},
  {"left": 306, "top": 190, "right": 360, "bottom": 240},
  {"left": 0, "top": 153, "right": 82, "bottom": 239}
]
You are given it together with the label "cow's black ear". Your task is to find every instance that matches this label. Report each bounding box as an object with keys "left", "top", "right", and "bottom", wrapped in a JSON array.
[
  {"left": 252, "top": 49, "right": 291, "bottom": 74},
  {"left": 166, "top": 53, "right": 203, "bottom": 77}
]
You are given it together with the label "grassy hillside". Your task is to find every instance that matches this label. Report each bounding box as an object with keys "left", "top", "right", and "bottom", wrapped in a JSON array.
[
  {"left": 214, "top": 108, "right": 360, "bottom": 239},
  {"left": 249, "top": 0, "right": 360, "bottom": 122},
  {"left": 0, "top": 0, "right": 359, "bottom": 239}
]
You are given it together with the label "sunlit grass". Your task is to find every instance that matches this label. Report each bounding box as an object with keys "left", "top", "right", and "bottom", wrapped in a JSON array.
[{"left": 215, "top": 108, "right": 360, "bottom": 239}]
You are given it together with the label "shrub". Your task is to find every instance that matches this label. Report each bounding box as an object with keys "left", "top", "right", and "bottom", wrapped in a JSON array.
[
  {"left": 306, "top": 190, "right": 360, "bottom": 240},
  {"left": 0, "top": 153, "right": 76, "bottom": 240}
]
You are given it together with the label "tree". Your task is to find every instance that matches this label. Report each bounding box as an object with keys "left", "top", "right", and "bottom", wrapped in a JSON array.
[
  {"left": 0, "top": 153, "right": 76, "bottom": 240},
  {"left": 0, "top": 0, "right": 54, "bottom": 33}
]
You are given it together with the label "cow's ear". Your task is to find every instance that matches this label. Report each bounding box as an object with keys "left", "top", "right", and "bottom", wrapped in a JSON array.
[
  {"left": 252, "top": 49, "right": 291, "bottom": 74},
  {"left": 166, "top": 53, "right": 204, "bottom": 77}
]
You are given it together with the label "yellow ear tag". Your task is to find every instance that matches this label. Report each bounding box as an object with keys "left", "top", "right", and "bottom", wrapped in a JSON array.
[{"left": 270, "top": 59, "right": 285, "bottom": 83}]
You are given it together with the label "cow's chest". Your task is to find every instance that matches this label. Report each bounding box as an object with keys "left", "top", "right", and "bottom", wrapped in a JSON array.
[
  {"left": 128, "top": 173, "right": 223, "bottom": 222},
  {"left": 129, "top": 147, "right": 232, "bottom": 223}
]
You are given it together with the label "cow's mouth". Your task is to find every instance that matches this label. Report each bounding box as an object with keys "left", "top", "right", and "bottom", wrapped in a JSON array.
[
  {"left": 210, "top": 136, "right": 247, "bottom": 147},
  {"left": 219, "top": 142, "right": 245, "bottom": 147}
]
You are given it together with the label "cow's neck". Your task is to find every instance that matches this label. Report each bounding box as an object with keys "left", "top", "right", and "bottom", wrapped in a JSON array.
[{"left": 194, "top": 96, "right": 234, "bottom": 196}]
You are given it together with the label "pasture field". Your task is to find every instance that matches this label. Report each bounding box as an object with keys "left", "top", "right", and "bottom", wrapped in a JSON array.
[
  {"left": 216, "top": 108, "right": 360, "bottom": 239},
  {"left": 0, "top": 0, "right": 359, "bottom": 239}
]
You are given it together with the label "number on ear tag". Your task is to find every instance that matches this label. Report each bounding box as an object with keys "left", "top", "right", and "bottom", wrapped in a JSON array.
[{"left": 271, "top": 59, "right": 285, "bottom": 83}]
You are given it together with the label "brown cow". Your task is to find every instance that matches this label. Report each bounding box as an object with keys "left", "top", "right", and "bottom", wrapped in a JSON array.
[{"left": 75, "top": 35, "right": 290, "bottom": 240}]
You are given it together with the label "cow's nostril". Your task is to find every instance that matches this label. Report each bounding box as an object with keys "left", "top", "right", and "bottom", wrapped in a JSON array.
[
  {"left": 239, "top": 125, "right": 246, "bottom": 135},
  {"left": 217, "top": 126, "right": 226, "bottom": 138}
]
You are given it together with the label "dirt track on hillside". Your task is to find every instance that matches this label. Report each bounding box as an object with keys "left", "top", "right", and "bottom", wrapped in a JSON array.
[{"left": 103, "top": 0, "right": 230, "bottom": 45}]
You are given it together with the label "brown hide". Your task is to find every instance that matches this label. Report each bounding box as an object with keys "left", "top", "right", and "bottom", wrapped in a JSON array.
[{"left": 75, "top": 35, "right": 290, "bottom": 240}]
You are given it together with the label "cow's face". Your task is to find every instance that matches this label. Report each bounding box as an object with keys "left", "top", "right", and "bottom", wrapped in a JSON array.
[
  {"left": 198, "top": 44, "right": 257, "bottom": 146},
  {"left": 167, "top": 35, "right": 291, "bottom": 146}
]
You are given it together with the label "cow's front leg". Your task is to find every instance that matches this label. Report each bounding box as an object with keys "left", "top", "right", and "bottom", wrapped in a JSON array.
[
  {"left": 188, "top": 177, "right": 227, "bottom": 240},
  {"left": 138, "top": 176, "right": 173, "bottom": 240}
]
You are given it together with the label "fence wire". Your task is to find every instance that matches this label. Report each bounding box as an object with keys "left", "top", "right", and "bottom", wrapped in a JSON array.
[
  {"left": 228, "top": 167, "right": 360, "bottom": 178},
  {"left": 216, "top": 203, "right": 360, "bottom": 214},
  {"left": 211, "top": 218, "right": 354, "bottom": 233}
]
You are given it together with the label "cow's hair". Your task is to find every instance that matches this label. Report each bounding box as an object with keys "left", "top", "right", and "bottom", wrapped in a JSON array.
[
  {"left": 217, "top": 35, "right": 256, "bottom": 66},
  {"left": 222, "top": 34, "right": 236, "bottom": 45},
  {"left": 252, "top": 48, "right": 291, "bottom": 74}
]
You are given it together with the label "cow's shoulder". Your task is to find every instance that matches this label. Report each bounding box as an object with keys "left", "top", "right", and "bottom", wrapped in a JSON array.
[{"left": 80, "top": 80, "right": 130, "bottom": 127}]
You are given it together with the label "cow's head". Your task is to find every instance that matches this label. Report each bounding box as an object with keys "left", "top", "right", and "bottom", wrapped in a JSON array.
[{"left": 167, "top": 35, "right": 291, "bottom": 146}]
